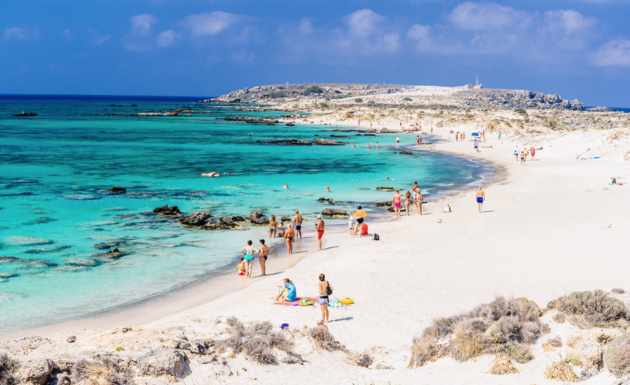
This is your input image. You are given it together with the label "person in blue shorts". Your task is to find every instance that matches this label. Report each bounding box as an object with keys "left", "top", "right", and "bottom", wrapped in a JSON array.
[{"left": 476, "top": 186, "right": 486, "bottom": 213}]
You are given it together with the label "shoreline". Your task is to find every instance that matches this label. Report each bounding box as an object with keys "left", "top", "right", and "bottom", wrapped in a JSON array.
[{"left": 0, "top": 131, "right": 500, "bottom": 340}]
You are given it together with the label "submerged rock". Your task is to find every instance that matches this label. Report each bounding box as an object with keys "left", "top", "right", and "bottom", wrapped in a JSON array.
[
  {"left": 322, "top": 208, "right": 348, "bottom": 217},
  {"left": 93, "top": 238, "right": 136, "bottom": 249},
  {"left": 250, "top": 210, "right": 269, "bottom": 225},
  {"left": 65, "top": 258, "right": 99, "bottom": 267},
  {"left": 92, "top": 248, "right": 131, "bottom": 259},
  {"left": 25, "top": 245, "right": 71, "bottom": 254},
  {"left": 400, "top": 150, "right": 412, "bottom": 155},
  {"left": 314, "top": 138, "right": 344, "bottom": 146},
  {"left": 317, "top": 197, "right": 333, "bottom": 204},
  {"left": 3, "top": 236, "right": 53, "bottom": 246},
  {"left": 266, "top": 139, "right": 312, "bottom": 146},
  {"left": 23, "top": 217, "right": 58, "bottom": 226},
  {"left": 0, "top": 256, "right": 20, "bottom": 264},
  {"left": 376, "top": 187, "right": 396, "bottom": 191},
  {"left": 0, "top": 272, "right": 18, "bottom": 278},
  {"left": 106, "top": 187, "right": 127, "bottom": 194},
  {"left": 179, "top": 211, "right": 212, "bottom": 227},
  {"left": 153, "top": 204, "right": 181, "bottom": 217},
  {"left": 374, "top": 201, "right": 392, "bottom": 207}
]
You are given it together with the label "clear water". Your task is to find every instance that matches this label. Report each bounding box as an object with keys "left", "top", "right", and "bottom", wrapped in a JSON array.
[{"left": 0, "top": 95, "right": 491, "bottom": 335}]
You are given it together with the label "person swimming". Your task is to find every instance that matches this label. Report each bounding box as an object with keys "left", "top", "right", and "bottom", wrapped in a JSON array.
[
  {"left": 326, "top": 186, "right": 330, "bottom": 192},
  {"left": 283, "top": 183, "right": 289, "bottom": 189}
]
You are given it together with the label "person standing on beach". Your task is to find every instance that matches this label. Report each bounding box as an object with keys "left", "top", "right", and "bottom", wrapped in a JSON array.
[
  {"left": 416, "top": 190, "right": 424, "bottom": 215},
  {"left": 269, "top": 215, "right": 278, "bottom": 238},
  {"left": 476, "top": 186, "right": 485, "bottom": 213},
  {"left": 530, "top": 147, "right": 536, "bottom": 161},
  {"left": 416, "top": 135, "right": 420, "bottom": 145},
  {"left": 318, "top": 274, "right": 333, "bottom": 324},
  {"left": 353, "top": 206, "right": 367, "bottom": 237},
  {"left": 315, "top": 215, "right": 325, "bottom": 251},
  {"left": 292, "top": 210, "right": 303, "bottom": 242},
  {"left": 259, "top": 239, "right": 269, "bottom": 276},
  {"left": 514, "top": 146, "right": 519, "bottom": 161},
  {"left": 411, "top": 181, "right": 419, "bottom": 192},
  {"left": 405, "top": 191, "right": 411, "bottom": 216},
  {"left": 284, "top": 226, "right": 294, "bottom": 254},
  {"left": 474, "top": 139, "right": 479, "bottom": 152},
  {"left": 393, "top": 190, "right": 402, "bottom": 217},
  {"left": 240, "top": 240, "right": 259, "bottom": 278},
  {"left": 358, "top": 120, "right": 361, "bottom": 128},
  {"left": 348, "top": 215, "right": 354, "bottom": 236}
]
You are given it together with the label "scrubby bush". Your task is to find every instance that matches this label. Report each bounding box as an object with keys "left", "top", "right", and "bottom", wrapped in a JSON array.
[
  {"left": 403, "top": 97, "right": 412, "bottom": 102},
  {"left": 0, "top": 354, "right": 18, "bottom": 385},
  {"left": 71, "top": 357, "right": 130, "bottom": 385},
  {"left": 303, "top": 85, "right": 323, "bottom": 95},
  {"left": 553, "top": 313, "right": 566, "bottom": 323},
  {"left": 408, "top": 297, "right": 547, "bottom": 368},
  {"left": 547, "top": 290, "right": 628, "bottom": 329},
  {"left": 354, "top": 98, "right": 363, "bottom": 103},
  {"left": 269, "top": 91, "right": 285, "bottom": 98},
  {"left": 220, "top": 318, "right": 293, "bottom": 364},
  {"left": 505, "top": 342, "right": 533, "bottom": 363},
  {"left": 612, "top": 288, "right": 626, "bottom": 294},
  {"left": 514, "top": 108, "right": 527, "bottom": 114},
  {"left": 605, "top": 332, "right": 630, "bottom": 377},
  {"left": 319, "top": 102, "right": 330, "bottom": 109}
]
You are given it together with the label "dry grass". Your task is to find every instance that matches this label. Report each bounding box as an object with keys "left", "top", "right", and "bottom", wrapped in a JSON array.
[
  {"left": 542, "top": 337, "right": 563, "bottom": 352},
  {"left": 219, "top": 317, "right": 293, "bottom": 364},
  {"left": 71, "top": 357, "right": 130, "bottom": 385},
  {"left": 486, "top": 355, "right": 520, "bottom": 375},
  {"left": 612, "top": 288, "right": 626, "bottom": 294},
  {"left": 544, "top": 361, "right": 577, "bottom": 382},
  {"left": 0, "top": 354, "right": 18, "bottom": 385},
  {"left": 552, "top": 313, "right": 566, "bottom": 323},
  {"left": 408, "top": 297, "right": 547, "bottom": 368},
  {"left": 547, "top": 290, "right": 628, "bottom": 329},
  {"left": 306, "top": 328, "right": 345, "bottom": 352},
  {"left": 504, "top": 342, "right": 533, "bottom": 363}
]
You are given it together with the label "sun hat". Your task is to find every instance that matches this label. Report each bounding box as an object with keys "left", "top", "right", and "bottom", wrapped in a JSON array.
[{"left": 317, "top": 215, "right": 321, "bottom": 218}]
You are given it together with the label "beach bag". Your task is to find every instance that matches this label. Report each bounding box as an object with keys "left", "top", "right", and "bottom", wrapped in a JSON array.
[
  {"left": 326, "top": 282, "right": 333, "bottom": 296},
  {"left": 299, "top": 298, "right": 312, "bottom": 306},
  {"left": 361, "top": 223, "right": 368, "bottom": 236},
  {"left": 372, "top": 233, "right": 380, "bottom": 241}
]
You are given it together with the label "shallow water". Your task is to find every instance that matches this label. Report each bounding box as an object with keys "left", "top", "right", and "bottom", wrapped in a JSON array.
[{"left": 0, "top": 95, "right": 491, "bottom": 335}]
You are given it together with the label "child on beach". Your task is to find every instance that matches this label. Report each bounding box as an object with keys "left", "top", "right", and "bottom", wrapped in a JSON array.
[
  {"left": 238, "top": 258, "right": 245, "bottom": 276},
  {"left": 348, "top": 215, "right": 354, "bottom": 235}
]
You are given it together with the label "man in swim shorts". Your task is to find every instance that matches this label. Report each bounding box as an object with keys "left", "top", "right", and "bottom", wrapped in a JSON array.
[
  {"left": 315, "top": 215, "right": 325, "bottom": 251},
  {"left": 393, "top": 190, "right": 402, "bottom": 217},
  {"left": 292, "top": 210, "right": 303, "bottom": 242},
  {"left": 476, "top": 186, "right": 486, "bottom": 213}
]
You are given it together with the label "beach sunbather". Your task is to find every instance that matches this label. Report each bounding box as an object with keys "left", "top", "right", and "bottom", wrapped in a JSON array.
[{"left": 275, "top": 278, "right": 297, "bottom": 303}]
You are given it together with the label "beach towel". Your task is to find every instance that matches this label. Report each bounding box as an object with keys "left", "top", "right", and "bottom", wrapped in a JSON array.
[{"left": 274, "top": 297, "right": 318, "bottom": 306}]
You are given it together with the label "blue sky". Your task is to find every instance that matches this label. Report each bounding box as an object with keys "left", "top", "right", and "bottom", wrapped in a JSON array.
[{"left": 2, "top": 0, "right": 630, "bottom": 106}]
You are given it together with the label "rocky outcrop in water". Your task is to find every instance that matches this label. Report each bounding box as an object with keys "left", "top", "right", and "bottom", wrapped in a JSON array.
[
  {"left": 266, "top": 139, "right": 312, "bottom": 146},
  {"left": 107, "top": 187, "right": 126, "bottom": 194},
  {"left": 203, "top": 217, "right": 247, "bottom": 230},
  {"left": 224, "top": 116, "right": 279, "bottom": 124},
  {"left": 376, "top": 187, "right": 396, "bottom": 191},
  {"left": 153, "top": 205, "right": 181, "bottom": 217},
  {"left": 13, "top": 112, "right": 38, "bottom": 117},
  {"left": 374, "top": 201, "right": 392, "bottom": 207},
  {"left": 322, "top": 208, "right": 348, "bottom": 217},
  {"left": 250, "top": 210, "right": 269, "bottom": 225},
  {"left": 400, "top": 151, "right": 412, "bottom": 155},
  {"left": 314, "top": 138, "right": 344, "bottom": 146},
  {"left": 179, "top": 211, "right": 212, "bottom": 227}
]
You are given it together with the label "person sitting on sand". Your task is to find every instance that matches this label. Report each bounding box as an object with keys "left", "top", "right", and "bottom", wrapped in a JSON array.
[
  {"left": 238, "top": 258, "right": 245, "bottom": 276},
  {"left": 283, "top": 183, "right": 289, "bottom": 189},
  {"left": 612, "top": 177, "right": 617, "bottom": 185},
  {"left": 275, "top": 278, "right": 297, "bottom": 303},
  {"left": 284, "top": 225, "right": 294, "bottom": 254},
  {"left": 444, "top": 204, "right": 452, "bottom": 213},
  {"left": 316, "top": 319, "right": 328, "bottom": 330}
]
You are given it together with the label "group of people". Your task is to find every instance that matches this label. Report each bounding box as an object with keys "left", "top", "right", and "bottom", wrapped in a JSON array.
[
  {"left": 274, "top": 273, "right": 335, "bottom": 325},
  {"left": 391, "top": 182, "right": 425, "bottom": 217},
  {"left": 514, "top": 146, "right": 537, "bottom": 164}
]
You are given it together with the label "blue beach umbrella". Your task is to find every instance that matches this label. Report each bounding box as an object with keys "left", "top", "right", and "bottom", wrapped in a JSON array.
[{"left": 471, "top": 132, "right": 480, "bottom": 137}]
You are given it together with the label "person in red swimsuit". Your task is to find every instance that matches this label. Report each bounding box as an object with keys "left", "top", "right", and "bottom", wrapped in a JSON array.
[{"left": 315, "top": 215, "right": 325, "bottom": 251}]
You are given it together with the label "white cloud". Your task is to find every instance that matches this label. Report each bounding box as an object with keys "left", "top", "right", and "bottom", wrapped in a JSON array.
[
  {"left": 344, "top": 9, "right": 384, "bottom": 38},
  {"left": 184, "top": 11, "right": 241, "bottom": 37},
  {"left": 543, "top": 10, "right": 596, "bottom": 34},
  {"left": 87, "top": 28, "right": 111, "bottom": 46},
  {"left": 449, "top": 2, "right": 530, "bottom": 31},
  {"left": 298, "top": 18, "right": 314, "bottom": 36},
  {"left": 592, "top": 39, "right": 630, "bottom": 66},
  {"left": 4, "top": 26, "right": 37, "bottom": 41},
  {"left": 61, "top": 29, "right": 73, "bottom": 42},
  {"left": 130, "top": 14, "right": 158, "bottom": 36},
  {"left": 157, "top": 29, "right": 179, "bottom": 47}
]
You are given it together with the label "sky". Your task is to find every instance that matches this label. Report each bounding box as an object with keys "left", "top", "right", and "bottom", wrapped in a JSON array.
[{"left": 2, "top": 0, "right": 630, "bottom": 106}]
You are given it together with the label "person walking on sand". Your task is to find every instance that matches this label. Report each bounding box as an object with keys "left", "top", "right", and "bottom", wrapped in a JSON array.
[
  {"left": 476, "top": 186, "right": 485, "bottom": 213},
  {"left": 348, "top": 215, "right": 354, "bottom": 236},
  {"left": 514, "top": 146, "right": 519, "bottom": 161},
  {"left": 315, "top": 215, "right": 325, "bottom": 251},
  {"left": 292, "top": 210, "right": 303, "bottom": 241},
  {"left": 284, "top": 225, "right": 294, "bottom": 254},
  {"left": 474, "top": 139, "right": 479, "bottom": 152},
  {"left": 318, "top": 274, "right": 333, "bottom": 324},
  {"left": 415, "top": 189, "right": 424, "bottom": 215},
  {"left": 269, "top": 215, "right": 278, "bottom": 238},
  {"left": 405, "top": 191, "right": 412, "bottom": 216},
  {"left": 393, "top": 190, "right": 402, "bottom": 217},
  {"left": 240, "top": 240, "right": 259, "bottom": 278},
  {"left": 353, "top": 206, "right": 367, "bottom": 237},
  {"left": 259, "top": 239, "right": 269, "bottom": 276},
  {"left": 530, "top": 147, "right": 536, "bottom": 161}
]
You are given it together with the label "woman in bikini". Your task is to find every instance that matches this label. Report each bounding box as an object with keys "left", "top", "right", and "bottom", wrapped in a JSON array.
[
  {"left": 240, "top": 240, "right": 259, "bottom": 278},
  {"left": 269, "top": 215, "right": 278, "bottom": 238},
  {"left": 284, "top": 225, "right": 294, "bottom": 255},
  {"left": 259, "top": 239, "right": 269, "bottom": 276},
  {"left": 318, "top": 274, "right": 334, "bottom": 324},
  {"left": 405, "top": 191, "right": 411, "bottom": 216}
]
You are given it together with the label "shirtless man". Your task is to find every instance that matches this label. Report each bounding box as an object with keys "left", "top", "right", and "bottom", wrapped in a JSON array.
[
  {"left": 284, "top": 225, "right": 294, "bottom": 254},
  {"left": 416, "top": 189, "right": 424, "bottom": 215},
  {"left": 411, "top": 181, "right": 419, "bottom": 192},
  {"left": 476, "top": 186, "right": 486, "bottom": 213},
  {"left": 292, "top": 210, "right": 303, "bottom": 241},
  {"left": 393, "top": 190, "right": 402, "bottom": 217},
  {"left": 315, "top": 215, "right": 325, "bottom": 251}
]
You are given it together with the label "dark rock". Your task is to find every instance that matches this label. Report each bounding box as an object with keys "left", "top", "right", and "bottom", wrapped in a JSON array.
[
  {"left": 317, "top": 197, "right": 333, "bottom": 204},
  {"left": 266, "top": 139, "right": 312, "bottom": 146},
  {"left": 67, "top": 336, "right": 76, "bottom": 343},
  {"left": 13, "top": 112, "right": 38, "bottom": 117},
  {"left": 322, "top": 208, "right": 348, "bottom": 217},
  {"left": 231, "top": 215, "right": 246, "bottom": 222},
  {"left": 0, "top": 256, "right": 20, "bottom": 264},
  {"left": 179, "top": 211, "right": 212, "bottom": 227},
  {"left": 153, "top": 204, "right": 181, "bottom": 217},
  {"left": 376, "top": 187, "right": 396, "bottom": 191},
  {"left": 374, "top": 201, "right": 392, "bottom": 207},
  {"left": 400, "top": 151, "right": 412, "bottom": 155},
  {"left": 137, "top": 347, "right": 189, "bottom": 378},
  {"left": 107, "top": 187, "right": 126, "bottom": 194},
  {"left": 286, "top": 123, "right": 295, "bottom": 126},
  {"left": 219, "top": 216, "right": 234, "bottom": 225},
  {"left": 92, "top": 249, "right": 131, "bottom": 259},
  {"left": 250, "top": 210, "right": 269, "bottom": 225},
  {"left": 280, "top": 216, "right": 292, "bottom": 223},
  {"left": 174, "top": 337, "right": 210, "bottom": 355},
  {"left": 314, "top": 138, "right": 344, "bottom": 146}
]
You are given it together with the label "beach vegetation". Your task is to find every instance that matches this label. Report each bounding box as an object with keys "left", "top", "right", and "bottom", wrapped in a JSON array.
[
  {"left": 546, "top": 290, "right": 629, "bottom": 329},
  {"left": 218, "top": 317, "right": 293, "bottom": 364},
  {"left": 0, "top": 353, "right": 18, "bottom": 385},
  {"left": 114, "top": 346, "right": 124, "bottom": 352},
  {"left": 269, "top": 91, "right": 285, "bottom": 98},
  {"left": 486, "top": 355, "right": 520, "bottom": 375},
  {"left": 552, "top": 313, "right": 566, "bottom": 323},
  {"left": 303, "top": 85, "right": 323, "bottom": 95},
  {"left": 71, "top": 357, "right": 131, "bottom": 385},
  {"left": 320, "top": 102, "right": 330, "bottom": 109},
  {"left": 542, "top": 336, "right": 563, "bottom": 352},
  {"left": 367, "top": 100, "right": 375, "bottom": 106},
  {"left": 514, "top": 108, "right": 527, "bottom": 114},
  {"left": 612, "top": 288, "right": 626, "bottom": 294},
  {"left": 355, "top": 98, "right": 363, "bottom": 103},
  {"left": 544, "top": 354, "right": 578, "bottom": 382},
  {"left": 605, "top": 332, "right": 630, "bottom": 377},
  {"left": 403, "top": 97, "right": 412, "bottom": 102},
  {"left": 408, "top": 297, "right": 547, "bottom": 368}
]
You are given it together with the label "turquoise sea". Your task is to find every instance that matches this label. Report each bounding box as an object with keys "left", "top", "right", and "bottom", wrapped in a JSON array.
[{"left": 0, "top": 95, "right": 490, "bottom": 335}]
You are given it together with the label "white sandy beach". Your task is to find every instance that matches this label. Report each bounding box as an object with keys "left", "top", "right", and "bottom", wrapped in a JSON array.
[{"left": 4, "top": 120, "right": 630, "bottom": 385}]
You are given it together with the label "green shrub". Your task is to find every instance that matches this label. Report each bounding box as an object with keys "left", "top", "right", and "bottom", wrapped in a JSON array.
[
  {"left": 552, "top": 313, "right": 566, "bottom": 323},
  {"left": 547, "top": 290, "right": 628, "bottom": 329},
  {"left": 303, "top": 85, "right": 323, "bottom": 95},
  {"left": 505, "top": 342, "right": 533, "bottom": 363},
  {"left": 355, "top": 98, "right": 363, "bottom": 103},
  {"left": 269, "top": 91, "right": 285, "bottom": 98},
  {"left": 114, "top": 346, "right": 124, "bottom": 352},
  {"left": 605, "top": 332, "right": 630, "bottom": 377},
  {"left": 402, "top": 97, "right": 412, "bottom": 102},
  {"left": 514, "top": 108, "right": 527, "bottom": 114},
  {"left": 319, "top": 102, "right": 330, "bottom": 109}
]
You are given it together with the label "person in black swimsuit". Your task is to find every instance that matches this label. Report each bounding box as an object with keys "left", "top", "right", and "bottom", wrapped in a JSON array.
[{"left": 259, "top": 239, "right": 269, "bottom": 276}]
